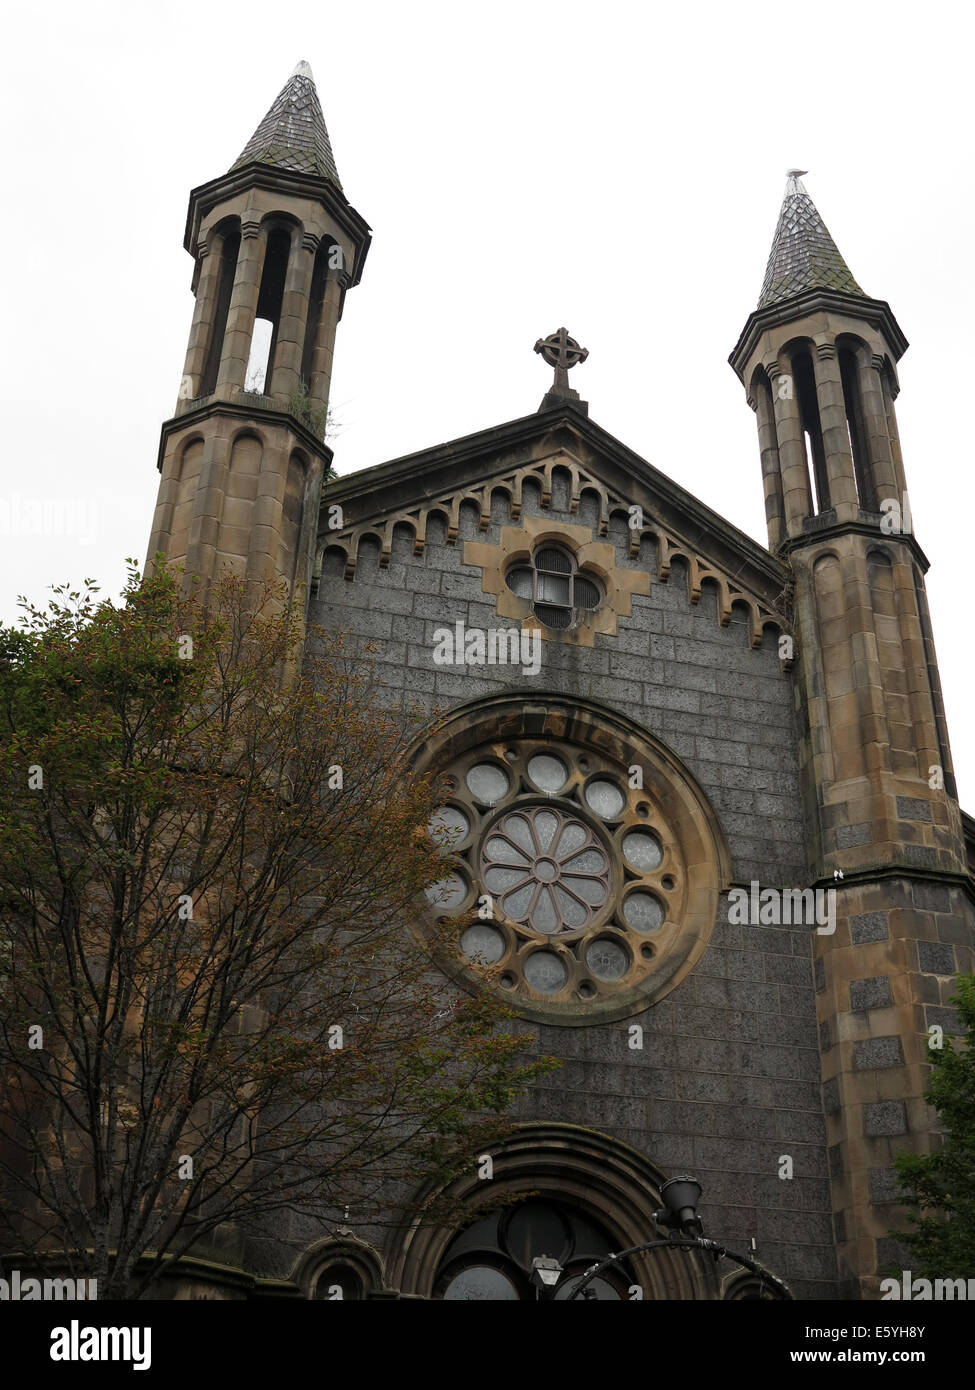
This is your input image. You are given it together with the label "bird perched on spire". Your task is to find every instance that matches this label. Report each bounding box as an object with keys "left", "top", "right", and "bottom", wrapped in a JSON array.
[{"left": 786, "top": 167, "right": 808, "bottom": 178}]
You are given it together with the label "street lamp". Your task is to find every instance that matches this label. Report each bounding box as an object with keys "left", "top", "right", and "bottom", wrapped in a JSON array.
[
  {"left": 570, "top": 1175, "right": 791, "bottom": 1300},
  {"left": 530, "top": 1255, "right": 564, "bottom": 1298},
  {"left": 654, "top": 1176, "right": 704, "bottom": 1237}
]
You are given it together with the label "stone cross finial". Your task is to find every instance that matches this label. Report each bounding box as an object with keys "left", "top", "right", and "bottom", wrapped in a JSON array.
[{"left": 534, "top": 327, "right": 589, "bottom": 397}]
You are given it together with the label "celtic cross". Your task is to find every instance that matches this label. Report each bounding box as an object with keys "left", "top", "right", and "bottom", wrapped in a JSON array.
[{"left": 534, "top": 327, "right": 589, "bottom": 396}]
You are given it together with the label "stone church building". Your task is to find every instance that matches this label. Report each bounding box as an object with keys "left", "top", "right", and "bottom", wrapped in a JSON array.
[{"left": 145, "top": 63, "right": 975, "bottom": 1300}]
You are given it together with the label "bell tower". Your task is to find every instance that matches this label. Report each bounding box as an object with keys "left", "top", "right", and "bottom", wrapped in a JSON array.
[
  {"left": 145, "top": 61, "right": 370, "bottom": 607},
  {"left": 731, "top": 174, "right": 975, "bottom": 1296}
]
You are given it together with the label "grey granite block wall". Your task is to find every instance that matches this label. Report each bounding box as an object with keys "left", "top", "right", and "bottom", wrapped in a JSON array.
[{"left": 307, "top": 484, "right": 836, "bottom": 1297}]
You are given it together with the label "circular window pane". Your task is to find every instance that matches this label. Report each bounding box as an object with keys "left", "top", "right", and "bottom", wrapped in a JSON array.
[
  {"left": 460, "top": 923, "right": 506, "bottom": 965},
  {"left": 425, "top": 871, "right": 467, "bottom": 913},
  {"left": 586, "top": 937, "right": 629, "bottom": 981},
  {"left": 428, "top": 805, "right": 470, "bottom": 849},
  {"left": 523, "top": 951, "right": 568, "bottom": 993},
  {"left": 466, "top": 762, "right": 509, "bottom": 803},
  {"left": 585, "top": 779, "right": 625, "bottom": 819},
  {"left": 443, "top": 1266, "right": 520, "bottom": 1301},
  {"left": 527, "top": 753, "right": 568, "bottom": 793},
  {"left": 412, "top": 717, "right": 712, "bottom": 1023},
  {"left": 622, "top": 891, "right": 665, "bottom": 933},
  {"left": 622, "top": 830, "right": 663, "bottom": 871}
]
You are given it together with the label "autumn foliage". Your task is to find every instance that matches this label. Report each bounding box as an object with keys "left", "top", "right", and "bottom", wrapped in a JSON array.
[{"left": 0, "top": 564, "right": 553, "bottom": 1298}]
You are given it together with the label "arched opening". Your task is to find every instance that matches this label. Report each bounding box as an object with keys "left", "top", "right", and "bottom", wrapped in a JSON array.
[
  {"left": 244, "top": 226, "right": 292, "bottom": 394},
  {"left": 839, "top": 346, "right": 873, "bottom": 509},
  {"left": 313, "top": 1263, "right": 363, "bottom": 1301},
  {"left": 293, "top": 1236, "right": 386, "bottom": 1300},
  {"left": 388, "top": 1122, "right": 725, "bottom": 1300},
  {"left": 791, "top": 349, "right": 829, "bottom": 514},
  {"left": 199, "top": 224, "right": 240, "bottom": 398}
]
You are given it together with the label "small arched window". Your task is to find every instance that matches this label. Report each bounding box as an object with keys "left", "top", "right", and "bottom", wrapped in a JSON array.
[
  {"left": 244, "top": 226, "right": 292, "bottom": 394},
  {"left": 199, "top": 224, "right": 240, "bottom": 398},
  {"left": 838, "top": 346, "right": 873, "bottom": 510},
  {"left": 791, "top": 349, "right": 829, "bottom": 515},
  {"left": 313, "top": 1263, "right": 363, "bottom": 1301},
  {"left": 505, "top": 545, "right": 601, "bottom": 630}
]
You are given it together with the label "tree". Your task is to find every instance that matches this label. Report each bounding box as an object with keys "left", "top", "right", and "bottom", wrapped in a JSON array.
[
  {"left": 893, "top": 974, "right": 975, "bottom": 1277},
  {"left": 0, "top": 564, "right": 554, "bottom": 1299}
]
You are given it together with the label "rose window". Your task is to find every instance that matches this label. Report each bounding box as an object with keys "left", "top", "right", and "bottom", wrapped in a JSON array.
[
  {"left": 481, "top": 809, "right": 610, "bottom": 933},
  {"left": 422, "top": 730, "right": 712, "bottom": 1022},
  {"left": 414, "top": 699, "right": 723, "bottom": 1024}
]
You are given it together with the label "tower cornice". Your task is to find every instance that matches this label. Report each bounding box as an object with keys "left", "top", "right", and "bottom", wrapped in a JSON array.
[
  {"left": 183, "top": 165, "right": 372, "bottom": 284},
  {"left": 155, "top": 397, "right": 334, "bottom": 474},
  {"left": 729, "top": 289, "right": 909, "bottom": 382},
  {"left": 775, "top": 516, "right": 931, "bottom": 572}
]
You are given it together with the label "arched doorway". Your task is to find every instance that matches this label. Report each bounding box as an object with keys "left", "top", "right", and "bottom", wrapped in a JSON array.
[{"left": 389, "top": 1123, "right": 720, "bottom": 1300}]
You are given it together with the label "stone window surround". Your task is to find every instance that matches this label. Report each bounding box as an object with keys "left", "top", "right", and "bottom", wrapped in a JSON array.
[{"left": 466, "top": 517, "right": 647, "bottom": 648}]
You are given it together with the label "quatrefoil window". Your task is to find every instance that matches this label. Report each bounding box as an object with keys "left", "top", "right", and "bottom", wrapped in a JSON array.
[{"left": 505, "top": 545, "right": 601, "bottom": 630}]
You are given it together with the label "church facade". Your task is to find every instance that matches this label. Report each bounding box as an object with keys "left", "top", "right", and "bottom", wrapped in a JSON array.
[{"left": 145, "top": 63, "right": 975, "bottom": 1301}]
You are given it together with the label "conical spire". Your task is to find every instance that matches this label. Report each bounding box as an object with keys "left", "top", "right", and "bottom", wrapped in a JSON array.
[
  {"left": 231, "top": 60, "right": 342, "bottom": 189},
  {"left": 757, "top": 172, "right": 864, "bottom": 309}
]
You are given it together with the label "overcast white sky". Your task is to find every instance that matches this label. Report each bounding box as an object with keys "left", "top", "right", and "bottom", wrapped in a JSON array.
[{"left": 1, "top": 0, "right": 972, "bottom": 805}]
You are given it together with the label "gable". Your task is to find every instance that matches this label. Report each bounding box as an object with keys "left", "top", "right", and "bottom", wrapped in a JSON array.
[{"left": 315, "top": 406, "right": 792, "bottom": 651}]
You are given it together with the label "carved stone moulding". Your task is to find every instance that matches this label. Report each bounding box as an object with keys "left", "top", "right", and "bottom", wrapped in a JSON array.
[{"left": 315, "top": 443, "right": 788, "bottom": 651}]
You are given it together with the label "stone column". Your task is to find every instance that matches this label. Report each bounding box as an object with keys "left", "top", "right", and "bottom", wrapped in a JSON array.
[
  {"left": 768, "top": 355, "right": 813, "bottom": 538},
  {"left": 858, "top": 354, "right": 901, "bottom": 513},
  {"left": 307, "top": 266, "right": 349, "bottom": 415},
  {"left": 269, "top": 232, "right": 318, "bottom": 404},
  {"left": 880, "top": 368, "right": 909, "bottom": 505},
  {"left": 179, "top": 236, "right": 224, "bottom": 410},
  {"left": 812, "top": 341, "right": 858, "bottom": 522},
  {"left": 752, "top": 372, "right": 785, "bottom": 551},
  {"left": 217, "top": 217, "right": 267, "bottom": 394}
]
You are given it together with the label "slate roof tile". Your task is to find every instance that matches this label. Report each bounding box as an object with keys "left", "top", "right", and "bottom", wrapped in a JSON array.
[
  {"left": 231, "top": 60, "right": 342, "bottom": 189},
  {"left": 758, "top": 174, "right": 864, "bottom": 308}
]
